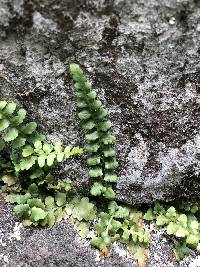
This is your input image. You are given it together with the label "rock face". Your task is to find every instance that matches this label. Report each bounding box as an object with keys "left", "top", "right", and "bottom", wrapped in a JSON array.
[
  {"left": 0, "top": 0, "right": 200, "bottom": 204},
  {"left": 0, "top": 1, "right": 200, "bottom": 266},
  {"left": 0, "top": 201, "right": 138, "bottom": 267},
  {"left": 0, "top": 200, "right": 199, "bottom": 267}
]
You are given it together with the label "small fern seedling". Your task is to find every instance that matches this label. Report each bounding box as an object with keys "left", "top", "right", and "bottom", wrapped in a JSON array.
[{"left": 70, "top": 64, "right": 118, "bottom": 199}]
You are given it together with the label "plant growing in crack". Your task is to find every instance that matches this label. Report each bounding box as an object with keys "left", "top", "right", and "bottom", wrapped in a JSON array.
[
  {"left": 0, "top": 64, "right": 199, "bottom": 266},
  {"left": 70, "top": 63, "right": 118, "bottom": 200}
]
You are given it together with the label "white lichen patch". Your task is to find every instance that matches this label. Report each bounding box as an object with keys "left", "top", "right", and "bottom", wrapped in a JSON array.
[
  {"left": 169, "top": 17, "right": 176, "bottom": 25},
  {"left": 189, "top": 256, "right": 200, "bottom": 267},
  {"left": 112, "top": 242, "right": 133, "bottom": 259},
  {"left": 33, "top": 11, "right": 58, "bottom": 36},
  {"left": 0, "top": 254, "right": 9, "bottom": 266},
  {"left": 119, "top": 133, "right": 149, "bottom": 184},
  {"left": 8, "top": 222, "right": 22, "bottom": 241},
  {"left": 0, "top": 238, "right": 6, "bottom": 247},
  {"left": 0, "top": 229, "right": 6, "bottom": 247},
  {"left": 156, "top": 134, "right": 200, "bottom": 184},
  {"left": 140, "top": 133, "right": 199, "bottom": 188},
  {"left": 119, "top": 131, "right": 200, "bottom": 190},
  {"left": 71, "top": 11, "right": 109, "bottom": 47},
  {"left": 94, "top": 250, "right": 102, "bottom": 264},
  {"left": 13, "top": 0, "right": 24, "bottom": 15},
  {"left": 0, "top": 0, "right": 11, "bottom": 27}
]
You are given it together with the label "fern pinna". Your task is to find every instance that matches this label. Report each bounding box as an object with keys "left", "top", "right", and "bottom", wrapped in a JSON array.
[{"left": 70, "top": 64, "right": 119, "bottom": 199}]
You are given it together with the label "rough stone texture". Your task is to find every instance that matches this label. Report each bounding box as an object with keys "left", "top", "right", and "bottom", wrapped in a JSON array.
[
  {"left": 148, "top": 227, "right": 199, "bottom": 267},
  {"left": 0, "top": 0, "right": 200, "bottom": 265},
  {"left": 0, "top": 201, "right": 138, "bottom": 267},
  {"left": 0, "top": 199, "right": 199, "bottom": 267},
  {"left": 0, "top": 0, "right": 200, "bottom": 205}
]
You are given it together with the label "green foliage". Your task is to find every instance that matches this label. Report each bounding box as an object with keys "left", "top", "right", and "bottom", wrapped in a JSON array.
[
  {"left": 144, "top": 202, "right": 200, "bottom": 261},
  {"left": 70, "top": 63, "right": 118, "bottom": 200},
  {"left": 1, "top": 66, "right": 199, "bottom": 267},
  {"left": 7, "top": 191, "right": 67, "bottom": 227},
  {"left": 30, "top": 207, "right": 47, "bottom": 222},
  {"left": 0, "top": 100, "right": 83, "bottom": 189},
  {"left": 128, "top": 245, "right": 148, "bottom": 267},
  {"left": 70, "top": 197, "right": 96, "bottom": 221},
  {"left": 7, "top": 182, "right": 93, "bottom": 227},
  {"left": 91, "top": 201, "right": 150, "bottom": 267},
  {"left": 0, "top": 100, "right": 83, "bottom": 227},
  {"left": 1, "top": 68, "right": 149, "bottom": 267},
  {"left": 70, "top": 64, "right": 151, "bottom": 264},
  {"left": 48, "top": 179, "right": 72, "bottom": 192}
]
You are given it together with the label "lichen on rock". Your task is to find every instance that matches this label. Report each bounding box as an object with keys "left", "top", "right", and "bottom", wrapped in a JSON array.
[{"left": 0, "top": 0, "right": 200, "bottom": 266}]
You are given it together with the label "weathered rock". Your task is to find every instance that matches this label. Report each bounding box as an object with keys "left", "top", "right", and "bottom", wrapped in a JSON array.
[
  {"left": 0, "top": 201, "right": 138, "bottom": 267},
  {"left": 1, "top": 199, "right": 200, "bottom": 267},
  {"left": 1, "top": 1, "right": 200, "bottom": 266},
  {"left": 0, "top": 0, "right": 200, "bottom": 204},
  {"left": 148, "top": 227, "right": 199, "bottom": 267}
]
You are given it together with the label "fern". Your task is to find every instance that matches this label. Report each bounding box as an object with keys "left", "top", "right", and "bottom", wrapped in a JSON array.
[
  {"left": 144, "top": 202, "right": 200, "bottom": 261},
  {"left": 0, "top": 81, "right": 150, "bottom": 267},
  {"left": 2, "top": 66, "right": 198, "bottom": 267},
  {"left": 69, "top": 64, "right": 151, "bottom": 267},
  {"left": 0, "top": 100, "right": 83, "bottom": 189},
  {"left": 70, "top": 64, "right": 118, "bottom": 199}
]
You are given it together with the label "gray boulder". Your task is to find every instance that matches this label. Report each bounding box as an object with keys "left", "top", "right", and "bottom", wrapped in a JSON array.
[
  {"left": 1, "top": 0, "right": 200, "bottom": 266},
  {"left": 0, "top": 0, "right": 199, "bottom": 204}
]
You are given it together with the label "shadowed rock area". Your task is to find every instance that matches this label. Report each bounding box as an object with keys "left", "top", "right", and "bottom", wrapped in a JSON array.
[{"left": 0, "top": 0, "right": 200, "bottom": 266}]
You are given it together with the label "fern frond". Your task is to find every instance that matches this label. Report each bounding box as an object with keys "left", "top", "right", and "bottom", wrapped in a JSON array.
[{"left": 70, "top": 64, "right": 118, "bottom": 199}]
